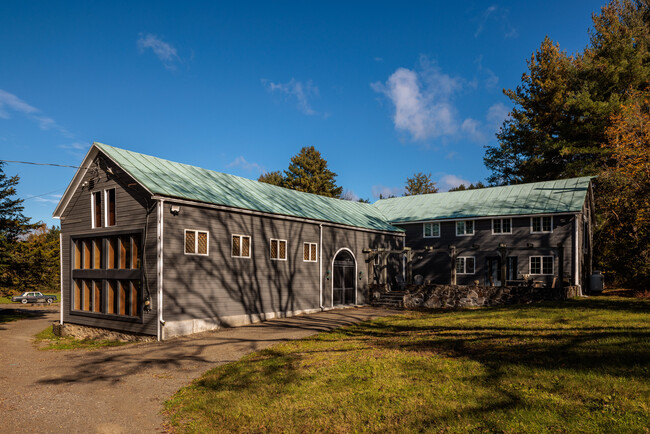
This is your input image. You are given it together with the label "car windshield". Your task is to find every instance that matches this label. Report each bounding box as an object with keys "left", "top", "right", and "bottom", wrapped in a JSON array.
[{"left": 22, "top": 292, "right": 29, "bottom": 296}]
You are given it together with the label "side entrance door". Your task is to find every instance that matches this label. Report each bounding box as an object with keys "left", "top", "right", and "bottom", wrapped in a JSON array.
[{"left": 333, "top": 250, "right": 356, "bottom": 305}]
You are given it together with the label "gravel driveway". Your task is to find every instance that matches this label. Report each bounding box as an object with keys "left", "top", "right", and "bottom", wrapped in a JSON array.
[{"left": 0, "top": 305, "right": 397, "bottom": 433}]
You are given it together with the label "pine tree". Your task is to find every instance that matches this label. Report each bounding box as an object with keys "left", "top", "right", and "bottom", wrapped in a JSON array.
[
  {"left": 283, "top": 146, "right": 343, "bottom": 198},
  {"left": 448, "top": 181, "right": 487, "bottom": 192},
  {"left": 258, "top": 170, "right": 285, "bottom": 187},
  {"left": 404, "top": 172, "right": 438, "bottom": 196}
]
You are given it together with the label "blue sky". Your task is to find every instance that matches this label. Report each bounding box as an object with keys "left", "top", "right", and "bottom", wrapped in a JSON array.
[{"left": 1, "top": 0, "right": 604, "bottom": 226}]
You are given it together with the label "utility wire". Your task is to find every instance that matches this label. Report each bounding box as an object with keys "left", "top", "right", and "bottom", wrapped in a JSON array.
[
  {"left": 23, "top": 188, "right": 66, "bottom": 201},
  {"left": 0, "top": 159, "right": 87, "bottom": 169}
]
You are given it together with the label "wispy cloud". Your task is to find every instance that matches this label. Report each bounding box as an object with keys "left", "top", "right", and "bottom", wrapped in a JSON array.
[
  {"left": 374, "top": 57, "right": 384, "bottom": 62},
  {"left": 137, "top": 33, "right": 180, "bottom": 70},
  {"left": 59, "top": 141, "right": 87, "bottom": 151},
  {"left": 475, "top": 55, "right": 499, "bottom": 89},
  {"left": 227, "top": 156, "right": 264, "bottom": 174},
  {"left": 372, "top": 184, "right": 404, "bottom": 199},
  {"left": 474, "top": 5, "right": 518, "bottom": 39},
  {"left": 371, "top": 56, "right": 463, "bottom": 141},
  {"left": 438, "top": 174, "right": 471, "bottom": 191},
  {"left": 0, "top": 89, "right": 71, "bottom": 137},
  {"left": 459, "top": 102, "right": 510, "bottom": 145},
  {"left": 262, "top": 78, "right": 320, "bottom": 116}
]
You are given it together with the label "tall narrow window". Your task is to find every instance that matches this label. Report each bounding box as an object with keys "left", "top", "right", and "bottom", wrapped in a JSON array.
[
  {"left": 108, "top": 237, "right": 117, "bottom": 269},
  {"left": 119, "top": 236, "right": 130, "bottom": 269},
  {"left": 423, "top": 222, "right": 440, "bottom": 238},
  {"left": 105, "top": 188, "right": 116, "bottom": 226},
  {"left": 119, "top": 281, "right": 127, "bottom": 316},
  {"left": 93, "top": 280, "right": 101, "bottom": 312},
  {"left": 232, "top": 235, "right": 251, "bottom": 258},
  {"left": 130, "top": 281, "right": 140, "bottom": 317},
  {"left": 93, "top": 238, "right": 102, "bottom": 269},
  {"left": 270, "top": 239, "right": 287, "bottom": 261},
  {"left": 303, "top": 242, "right": 317, "bottom": 262},
  {"left": 184, "top": 230, "right": 209, "bottom": 255},
  {"left": 92, "top": 191, "right": 102, "bottom": 228},
  {"left": 74, "top": 240, "right": 82, "bottom": 269},
  {"left": 131, "top": 235, "right": 140, "bottom": 268},
  {"left": 83, "top": 240, "right": 92, "bottom": 269},
  {"left": 83, "top": 280, "right": 91, "bottom": 311},
  {"left": 107, "top": 280, "right": 116, "bottom": 314},
  {"left": 74, "top": 279, "right": 81, "bottom": 310}
]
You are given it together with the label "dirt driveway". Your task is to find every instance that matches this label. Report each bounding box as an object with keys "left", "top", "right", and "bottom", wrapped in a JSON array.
[{"left": 0, "top": 305, "right": 397, "bottom": 433}]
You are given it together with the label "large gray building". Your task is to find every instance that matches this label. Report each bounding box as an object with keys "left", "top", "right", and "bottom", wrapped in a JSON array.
[{"left": 53, "top": 143, "right": 595, "bottom": 339}]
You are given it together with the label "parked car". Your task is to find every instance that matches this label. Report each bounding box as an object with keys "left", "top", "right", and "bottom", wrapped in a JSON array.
[{"left": 11, "top": 292, "right": 57, "bottom": 304}]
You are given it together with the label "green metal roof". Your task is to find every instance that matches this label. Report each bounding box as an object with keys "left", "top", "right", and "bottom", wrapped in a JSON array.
[
  {"left": 374, "top": 177, "right": 592, "bottom": 223},
  {"left": 95, "top": 143, "right": 402, "bottom": 233}
]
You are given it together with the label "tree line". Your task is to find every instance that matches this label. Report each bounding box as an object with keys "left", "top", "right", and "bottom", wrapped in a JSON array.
[{"left": 0, "top": 163, "right": 60, "bottom": 297}]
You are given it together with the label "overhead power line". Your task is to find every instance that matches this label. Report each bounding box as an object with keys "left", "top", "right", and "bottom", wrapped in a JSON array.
[{"left": 0, "top": 159, "right": 86, "bottom": 169}]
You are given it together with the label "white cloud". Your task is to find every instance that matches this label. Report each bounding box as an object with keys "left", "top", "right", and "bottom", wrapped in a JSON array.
[
  {"left": 461, "top": 118, "right": 486, "bottom": 144},
  {"left": 371, "top": 57, "right": 462, "bottom": 141},
  {"left": 137, "top": 33, "right": 180, "bottom": 70},
  {"left": 59, "top": 142, "right": 87, "bottom": 150},
  {"left": 262, "top": 78, "right": 319, "bottom": 115},
  {"left": 474, "top": 5, "right": 518, "bottom": 39},
  {"left": 438, "top": 174, "right": 471, "bottom": 192},
  {"left": 459, "top": 102, "right": 510, "bottom": 145},
  {"left": 371, "top": 185, "right": 403, "bottom": 199},
  {"left": 374, "top": 57, "right": 384, "bottom": 62},
  {"left": 0, "top": 89, "right": 71, "bottom": 136},
  {"left": 227, "top": 156, "right": 263, "bottom": 174},
  {"left": 487, "top": 102, "right": 510, "bottom": 127}
]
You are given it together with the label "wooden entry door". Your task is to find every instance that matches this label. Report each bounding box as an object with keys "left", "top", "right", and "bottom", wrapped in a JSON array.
[
  {"left": 333, "top": 250, "right": 355, "bottom": 305},
  {"left": 485, "top": 256, "right": 502, "bottom": 286}
]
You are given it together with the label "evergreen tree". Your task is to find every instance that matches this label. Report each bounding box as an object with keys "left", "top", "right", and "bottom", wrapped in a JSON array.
[
  {"left": 258, "top": 170, "right": 285, "bottom": 187},
  {"left": 283, "top": 146, "right": 343, "bottom": 198},
  {"left": 10, "top": 224, "right": 60, "bottom": 293},
  {"left": 448, "top": 181, "right": 487, "bottom": 192},
  {"left": 404, "top": 172, "right": 438, "bottom": 196}
]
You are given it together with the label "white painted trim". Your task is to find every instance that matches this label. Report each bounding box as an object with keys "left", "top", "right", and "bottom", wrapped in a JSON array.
[
  {"left": 422, "top": 222, "right": 441, "bottom": 238},
  {"left": 455, "top": 220, "right": 475, "bottom": 236},
  {"left": 574, "top": 216, "right": 580, "bottom": 290},
  {"left": 528, "top": 255, "right": 554, "bottom": 275},
  {"left": 330, "top": 247, "right": 358, "bottom": 307},
  {"left": 530, "top": 216, "right": 553, "bottom": 234},
  {"left": 303, "top": 242, "right": 318, "bottom": 262},
  {"left": 157, "top": 199, "right": 164, "bottom": 341},
  {"left": 491, "top": 218, "right": 512, "bottom": 235},
  {"left": 183, "top": 229, "right": 210, "bottom": 256},
  {"left": 456, "top": 256, "right": 476, "bottom": 274},
  {"left": 59, "top": 232, "right": 64, "bottom": 325},
  {"left": 231, "top": 234, "right": 252, "bottom": 258},
  {"left": 319, "top": 224, "right": 323, "bottom": 310},
  {"left": 391, "top": 212, "right": 572, "bottom": 225},
  {"left": 152, "top": 195, "right": 405, "bottom": 237},
  {"left": 269, "top": 238, "right": 288, "bottom": 261}
]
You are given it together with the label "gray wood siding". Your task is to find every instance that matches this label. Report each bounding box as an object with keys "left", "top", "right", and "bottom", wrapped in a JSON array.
[
  {"left": 60, "top": 155, "right": 158, "bottom": 335},
  {"left": 398, "top": 214, "right": 577, "bottom": 286},
  {"left": 162, "top": 202, "right": 403, "bottom": 323}
]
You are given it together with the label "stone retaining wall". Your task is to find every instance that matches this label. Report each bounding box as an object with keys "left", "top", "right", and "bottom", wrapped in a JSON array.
[
  {"left": 52, "top": 322, "right": 155, "bottom": 342},
  {"left": 402, "top": 284, "right": 580, "bottom": 310}
]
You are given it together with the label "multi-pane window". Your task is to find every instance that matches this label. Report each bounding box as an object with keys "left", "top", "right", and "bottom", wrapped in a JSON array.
[
  {"left": 530, "top": 256, "right": 553, "bottom": 275},
  {"left": 303, "top": 242, "right": 317, "bottom": 262},
  {"left": 184, "top": 230, "right": 209, "bottom": 255},
  {"left": 91, "top": 191, "right": 102, "bottom": 228},
  {"left": 232, "top": 235, "right": 251, "bottom": 258},
  {"left": 423, "top": 222, "right": 440, "bottom": 238},
  {"left": 72, "top": 234, "right": 141, "bottom": 317},
  {"left": 531, "top": 216, "right": 552, "bottom": 233},
  {"left": 492, "top": 218, "right": 512, "bottom": 234},
  {"left": 105, "top": 188, "right": 116, "bottom": 227},
  {"left": 456, "top": 220, "right": 474, "bottom": 236},
  {"left": 456, "top": 256, "right": 475, "bottom": 274},
  {"left": 270, "top": 239, "right": 287, "bottom": 261}
]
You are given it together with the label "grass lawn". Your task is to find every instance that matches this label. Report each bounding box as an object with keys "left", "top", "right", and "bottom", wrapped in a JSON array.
[
  {"left": 165, "top": 295, "right": 650, "bottom": 433},
  {"left": 34, "top": 326, "right": 130, "bottom": 351},
  {"left": 0, "top": 293, "right": 60, "bottom": 304}
]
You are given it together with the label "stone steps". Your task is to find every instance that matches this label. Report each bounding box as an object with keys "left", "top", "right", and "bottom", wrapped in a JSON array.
[{"left": 371, "top": 291, "right": 407, "bottom": 308}]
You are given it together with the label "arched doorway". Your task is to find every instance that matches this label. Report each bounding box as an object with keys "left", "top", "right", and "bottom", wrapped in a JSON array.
[{"left": 332, "top": 249, "right": 356, "bottom": 306}]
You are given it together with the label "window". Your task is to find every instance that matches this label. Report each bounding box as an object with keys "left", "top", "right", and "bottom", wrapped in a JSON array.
[
  {"left": 531, "top": 216, "right": 552, "bottom": 233},
  {"left": 456, "top": 220, "right": 474, "bottom": 236},
  {"left": 270, "top": 239, "right": 287, "bottom": 261},
  {"left": 423, "top": 222, "right": 440, "bottom": 238},
  {"left": 91, "top": 191, "right": 102, "bottom": 228},
  {"left": 456, "top": 256, "right": 475, "bottom": 274},
  {"left": 492, "top": 218, "right": 512, "bottom": 234},
  {"left": 232, "top": 235, "right": 251, "bottom": 258},
  {"left": 105, "top": 188, "right": 116, "bottom": 227},
  {"left": 303, "top": 242, "right": 317, "bottom": 262},
  {"left": 530, "top": 256, "right": 553, "bottom": 275},
  {"left": 185, "top": 230, "right": 209, "bottom": 255}
]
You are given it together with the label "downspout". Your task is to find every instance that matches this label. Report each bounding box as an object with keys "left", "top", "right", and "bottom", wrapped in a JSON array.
[
  {"left": 157, "top": 199, "right": 165, "bottom": 341},
  {"left": 319, "top": 223, "right": 323, "bottom": 310},
  {"left": 574, "top": 214, "right": 581, "bottom": 295},
  {"left": 59, "top": 232, "right": 63, "bottom": 325},
  {"left": 402, "top": 237, "right": 406, "bottom": 281}
]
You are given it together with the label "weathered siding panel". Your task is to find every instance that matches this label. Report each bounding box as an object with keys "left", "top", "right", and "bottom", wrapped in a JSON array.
[{"left": 60, "top": 155, "right": 158, "bottom": 335}]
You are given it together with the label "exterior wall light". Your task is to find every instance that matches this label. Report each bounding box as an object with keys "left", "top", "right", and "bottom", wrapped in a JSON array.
[{"left": 170, "top": 205, "right": 181, "bottom": 215}]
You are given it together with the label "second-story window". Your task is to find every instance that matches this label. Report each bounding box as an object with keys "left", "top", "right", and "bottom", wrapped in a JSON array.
[
  {"left": 492, "top": 218, "right": 512, "bottom": 234},
  {"left": 531, "top": 216, "right": 552, "bottom": 233},
  {"left": 232, "top": 235, "right": 251, "bottom": 258},
  {"left": 105, "top": 188, "right": 116, "bottom": 227},
  {"left": 303, "top": 242, "right": 317, "bottom": 262},
  {"left": 270, "top": 239, "right": 287, "bottom": 261},
  {"left": 185, "top": 230, "right": 209, "bottom": 255},
  {"left": 91, "top": 191, "right": 102, "bottom": 228},
  {"left": 456, "top": 220, "right": 474, "bottom": 236},
  {"left": 423, "top": 222, "right": 440, "bottom": 238}
]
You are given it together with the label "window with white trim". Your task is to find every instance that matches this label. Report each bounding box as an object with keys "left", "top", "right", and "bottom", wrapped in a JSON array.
[
  {"left": 232, "top": 235, "right": 251, "bottom": 258},
  {"left": 105, "top": 188, "right": 116, "bottom": 227},
  {"left": 456, "top": 256, "right": 475, "bottom": 274},
  {"left": 492, "top": 218, "right": 512, "bottom": 234},
  {"left": 270, "top": 239, "right": 287, "bottom": 261},
  {"left": 91, "top": 191, "right": 102, "bottom": 228},
  {"left": 531, "top": 216, "right": 552, "bottom": 233},
  {"left": 456, "top": 220, "right": 474, "bottom": 236},
  {"left": 423, "top": 222, "right": 440, "bottom": 238},
  {"left": 303, "top": 242, "right": 317, "bottom": 262},
  {"left": 530, "top": 256, "right": 553, "bottom": 275},
  {"left": 185, "top": 230, "right": 209, "bottom": 255}
]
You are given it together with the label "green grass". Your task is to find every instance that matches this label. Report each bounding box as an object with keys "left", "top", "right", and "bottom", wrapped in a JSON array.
[
  {"left": 0, "top": 293, "right": 60, "bottom": 304},
  {"left": 164, "top": 295, "right": 650, "bottom": 433},
  {"left": 34, "top": 326, "right": 130, "bottom": 351}
]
